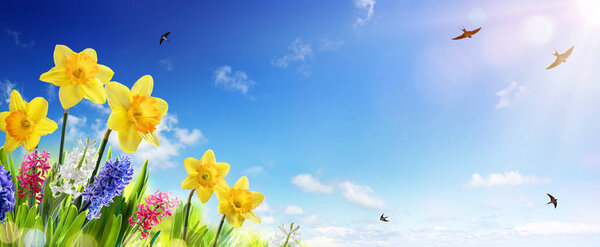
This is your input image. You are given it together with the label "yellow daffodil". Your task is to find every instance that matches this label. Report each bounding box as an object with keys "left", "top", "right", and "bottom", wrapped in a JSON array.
[
  {"left": 0, "top": 91, "right": 58, "bottom": 152},
  {"left": 181, "top": 150, "right": 230, "bottom": 203},
  {"left": 215, "top": 176, "right": 263, "bottom": 227},
  {"left": 39, "top": 45, "right": 114, "bottom": 109},
  {"left": 105, "top": 75, "right": 167, "bottom": 153}
]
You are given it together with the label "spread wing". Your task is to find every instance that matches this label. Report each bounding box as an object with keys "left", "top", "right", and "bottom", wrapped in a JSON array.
[
  {"left": 469, "top": 27, "right": 481, "bottom": 35},
  {"left": 546, "top": 58, "right": 561, "bottom": 69},
  {"left": 380, "top": 214, "right": 384, "bottom": 220},
  {"left": 563, "top": 46, "right": 574, "bottom": 58},
  {"left": 160, "top": 38, "right": 164, "bottom": 45},
  {"left": 547, "top": 193, "right": 555, "bottom": 201},
  {"left": 164, "top": 32, "right": 171, "bottom": 37},
  {"left": 553, "top": 201, "right": 557, "bottom": 208},
  {"left": 452, "top": 33, "right": 467, "bottom": 40}
]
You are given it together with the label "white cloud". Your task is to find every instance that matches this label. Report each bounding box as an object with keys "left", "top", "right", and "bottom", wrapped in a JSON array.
[
  {"left": 291, "top": 174, "right": 335, "bottom": 194},
  {"left": 515, "top": 221, "right": 600, "bottom": 235},
  {"left": 517, "top": 195, "right": 536, "bottom": 209},
  {"left": 0, "top": 79, "right": 17, "bottom": 105},
  {"left": 174, "top": 128, "right": 206, "bottom": 145},
  {"left": 338, "top": 181, "right": 385, "bottom": 210},
  {"left": 214, "top": 66, "right": 256, "bottom": 94},
  {"left": 60, "top": 115, "right": 88, "bottom": 142},
  {"left": 284, "top": 205, "right": 305, "bottom": 215},
  {"left": 46, "top": 84, "right": 56, "bottom": 102},
  {"left": 354, "top": 0, "right": 376, "bottom": 27},
  {"left": 495, "top": 81, "right": 526, "bottom": 109},
  {"left": 243, "top": 166, "right": 265, "bottom": 176},
  {"left": 255, "top": 202, "right": 274, "bottom": 214},
  {"left": 262, "top": 216, "right": 275, "bottom": 224},
  {"left": 271, "top": 38, "right": 313, "bottom": 68},
  {"left": 6, "top": 29, "right": 34, "bottom": 48},
  {"left": 159, "top": 58, "right": 174, "bottom": 71},
  {"left": 84, "top": 101, "right": 111, "bottom": 115},
  {"left": 470, "top": 171, "right": 551, "bottom": 187}
]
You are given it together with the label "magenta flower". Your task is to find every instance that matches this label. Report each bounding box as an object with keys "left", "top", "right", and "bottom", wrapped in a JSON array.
[
  {"left": 128, "top": 190, "right": 180, "bottom": 239},
  {"left": 16, "top": 149, "right": 51, "bottom": 204}
]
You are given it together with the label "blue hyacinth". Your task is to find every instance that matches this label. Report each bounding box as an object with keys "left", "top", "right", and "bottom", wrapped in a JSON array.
[
  {"left": 0, "top": 166, "right": 16, "bottom": 222},
  {"left": 82, "top": 155, "right": 134, "bottom": 219}
]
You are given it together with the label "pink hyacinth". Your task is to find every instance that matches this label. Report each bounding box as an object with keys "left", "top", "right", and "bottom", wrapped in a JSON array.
[
  {"left": 16, "top": 149, "right": 51, "bottom": 204},
  {"left": 129, "top": 190, "right": 180, "bottom": 239}
]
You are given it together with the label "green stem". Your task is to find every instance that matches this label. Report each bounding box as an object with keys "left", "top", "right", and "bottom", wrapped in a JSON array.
[
  {"left": 89, "top": 129, "right": 111, "bottom": 185},
  {"left": 211, "top": 215, "right": 226, "bottom": 247},
  {"left": 283, "top": 233, "right": 291, "bottom": 247},
  {"left": 182, "top": 189, "right": 195, "bottom": 241},
  {"left": 58, "top": 109, "right": 68, "bottom": 165},
  {"left": 123, "top": 223, "right": 141, "bottom": 246}
]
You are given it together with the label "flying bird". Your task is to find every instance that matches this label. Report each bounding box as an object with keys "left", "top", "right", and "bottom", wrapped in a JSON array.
[
  {"left": 160, "top": 32, "right": 171, "bottom": 45},
  {"left": 452, "top": 27, "right": 481, "bottom": 40},
  {"left": 380, "top": 214, "right": 389, "bottom": 222},
  {"left": 546, "top": 46, "right": 574, "bottom": 69},
  {"left": 547, "top": 193, "right": 558, "bottom": 208}
]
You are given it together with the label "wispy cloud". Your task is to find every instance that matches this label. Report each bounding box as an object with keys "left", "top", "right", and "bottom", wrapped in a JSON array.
[
  {"left": 318, "top": 39, "right": 345, "bottom": 52},
  {"left": 338, "top": 181, "right": 385, "bottom": 210},
  {"left": 84, "top": 101, "right": 111, "bottom": 115},
  {"left": 174, "top": 128, "right": 207, "bottom": 145},
  {"left": 495, "top": 81, "right": 526, "bottom": 109},
  {"left": 470, "top": 171, "right": 551, "bottom": 187},
  {"left": 255, "top": 202, "right": 274, "bottom": 214},
  {"left": 159, "top": 58, "right": 174, "bottom": 71},
  {"left": 291, "top": 174, "right": 335, "bottom": 194},
  {"left": 46, "top": 84, "right": 56, "bottom": 102},
  {"left": 272, "top": 38, "right": 313, "bottom": 69},
  {"left": 59, "top": 115, "right": 88, "bottom": 142},
  {"left": 515, "top": 221, "right": 600, "bottom": 235},
  {"left": 354, "top": 0, "right": 376, "bottom": 27},
  {"left": 6, "top": 29, "right": 34, "bottom": 48},
  {"left": 214, "top": 66, "right": 256, "bottom": 94},
  {"left": 284, "top": 205, "right": 305, "bottom": 215},
  {"left": 0, "top": 79, "right": 17, "bottom": 105}
]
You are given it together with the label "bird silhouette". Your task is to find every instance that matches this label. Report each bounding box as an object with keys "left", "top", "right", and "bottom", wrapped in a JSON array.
[
  {"left": 380, "top": 214, "right": 389, "bottom": 222},
  {"left": 160, "top": 32, "right": 171, "bottom": 45},
  {"left": 547, "top": 193, "right": 558, "bottom": 208},
  {"left": 452, "top": 27, "right": 481, "bottom": 40},
  {"left": 546, "top": 46, "right": 574, "bottom": 69}
]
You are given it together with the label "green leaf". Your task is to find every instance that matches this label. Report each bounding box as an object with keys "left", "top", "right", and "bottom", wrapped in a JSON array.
[{"left": 149, "top": 230, "right": 161, "bottom": 247}]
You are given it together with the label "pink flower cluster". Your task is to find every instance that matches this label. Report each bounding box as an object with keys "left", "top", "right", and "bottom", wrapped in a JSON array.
[
  {"left": 128, "top": 190, "right": 180, "bottom": 239},
  {"left": 16, "top": 149, "right": 51, "bottom": 204}
]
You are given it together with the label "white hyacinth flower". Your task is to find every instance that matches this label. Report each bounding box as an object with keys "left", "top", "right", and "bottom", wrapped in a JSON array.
[
  {"left": 50, "top": 138, "right": 98, "bottom": 198},
  {"left": 270, "top": 223, "right": 302, "bottom": 247}
]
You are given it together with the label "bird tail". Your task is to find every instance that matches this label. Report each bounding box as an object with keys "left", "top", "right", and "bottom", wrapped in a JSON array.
[{"left": 553, "top": 49, "right": 559, "bottom": 56}]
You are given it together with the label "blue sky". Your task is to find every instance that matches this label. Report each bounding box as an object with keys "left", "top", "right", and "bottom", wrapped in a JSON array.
[{"left": 2, "top": 0, "right": 600, "bottom": 246}]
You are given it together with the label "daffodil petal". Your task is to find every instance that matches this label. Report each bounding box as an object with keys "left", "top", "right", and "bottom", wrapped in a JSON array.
[
  {"left": 106, "top": 81, "right": 131, "bottom": 110},
  {"left": 131, "top": 75, "right": 153, "bottom": 96},
  {"left": 96, "top": 65, "right": 114, "bottom": 84},
  {"left": 81, "top": 48, "right": 97, "bottom": 62},
  {"left": 34, "top": 118, "right": 58, "bottom": 136},
  {"left": 39, "top": 66, "right": 69, "bottom": 86},
  {"left": 154, "top": 97, "right": 168, "bottom": 118},
  {"left": 107, "top": 110, "right": 130, "bottom": 132},
  {"left": 118, "top": 125, "right": 142, "bottom": 153},
  {"left": 0, "top": 112, "right": 10, "bottom": 132},
  {"left": 181, "top": 176, "right": 200, "bottom": 190},
  {"left": 196, "top": 187, "right": 214, "bottom": 203},
  {"left": 59, "top": 84, "right": 83, "bottom": 109},
  {"left": 82, "top": 80, "right": 106, "bottom": 104},
  {"left": 3, "top": 136, "right": 20, "bottom": 153},
  {"left": 251, "top": 191, "right": 264, "bottom": 209},
  {"left": 9, "top": 90, "right": 27, "bottom": 112},
  {"left": 242, "top": 212, "right": 261, "bottom": 224},
  {"left": 214, "top": 181, "right": 230, "bottom": 200},
  {"left": 184, "top": 158, "right": 201, "bottom": 175},
  {"left": 225, "top": 212, "right": 245, "bottom": 228},
  {"left": 23, "top": 134, "right": 40, "bottom": 152},
  {"left": 53, "top": 45, "right": 74, "bottom": 66},
  {"left": 215, "top": 162, "right": 230, "bottom": 178},
  {"left": 233, "top": 176, "right": 249, "bottom": 190},
  {"left": 27, "top": 97, "right": 48, "bottom": 121},
  {"left": 201, "top": 149, "right": 216, "bottom": 165},
  {"left": 139, "top": 131, "right": 159, "bottom": 146},
  {"left": 218, "top": 200, "right": 234, "bottom": 216}
]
